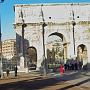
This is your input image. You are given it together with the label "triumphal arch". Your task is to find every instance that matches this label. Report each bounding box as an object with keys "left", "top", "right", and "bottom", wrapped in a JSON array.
[{"left": 14, "top": 3, "right": 90, "bottom": 70}]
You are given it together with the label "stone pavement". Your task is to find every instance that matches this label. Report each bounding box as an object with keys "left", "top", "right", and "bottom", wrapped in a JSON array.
[{"left": 0, "top": 70, "right": 90, "bottom": 90}]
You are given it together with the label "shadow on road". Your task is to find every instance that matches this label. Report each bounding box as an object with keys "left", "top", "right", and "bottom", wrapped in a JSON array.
[
  {"left": 58, "top": 78, "right": 90, "bottom": 90},
  {"left": 0, "top": 76, "right": 61, "bottom": 90},
  {"left": 0, "top": 70, "right": 90, "bottom": 90},
  {"left": 56, "top": 70, "right": 90, "bottom": 90}
]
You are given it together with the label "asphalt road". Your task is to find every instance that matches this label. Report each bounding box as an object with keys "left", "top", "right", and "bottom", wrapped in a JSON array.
[{"left": 0, "top": 70, "right": 90, "bottom": 90}]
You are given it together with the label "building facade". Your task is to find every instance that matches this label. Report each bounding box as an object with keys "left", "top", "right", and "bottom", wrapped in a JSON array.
[
  {"left": 14, "top": 3, "right": 90, "bottom": 69},
  {"left": 2, "top": 39, "right": 17, "bottom": 60}
]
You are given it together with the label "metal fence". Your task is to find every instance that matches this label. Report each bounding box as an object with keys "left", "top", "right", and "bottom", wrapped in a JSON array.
[{"left": 2, "top": 59, "right": 20, "bottom": 72}]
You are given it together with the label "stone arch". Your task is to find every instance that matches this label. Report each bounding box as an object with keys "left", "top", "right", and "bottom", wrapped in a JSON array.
[
  {"left": 49, "top": 32, "right": 66, "bottom": 42},
  {"left": 26, "top": 46, "right": 37, "bottom": 70},
  {"left": 46, "top": 32, "right": 67, "bottom": 65},
  {"left": 77, "top": 44, "right": 88, "bottom": 66},
  {"left": 45, "top": 29, "right": 70, "bottom": 44}
]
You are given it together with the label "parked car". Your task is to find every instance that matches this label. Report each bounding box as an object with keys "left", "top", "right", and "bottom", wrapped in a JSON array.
[{"left": 29, "top": 64, "right": 36, "bottom": 70}]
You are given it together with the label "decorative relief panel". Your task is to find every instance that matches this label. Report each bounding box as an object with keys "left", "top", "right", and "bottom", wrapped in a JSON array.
[{"left": 75, "top": 31, "right": 90, "bottom": 42}]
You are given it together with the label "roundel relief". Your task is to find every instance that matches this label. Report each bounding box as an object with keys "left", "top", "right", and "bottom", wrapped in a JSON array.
[{"left": 31, "top": 33, "right": 40, "bottom": 42}]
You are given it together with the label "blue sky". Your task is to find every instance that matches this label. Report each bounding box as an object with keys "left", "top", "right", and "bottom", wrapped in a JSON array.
[{"left": 0, "top": 0, "right": 89, "bottom": 41}]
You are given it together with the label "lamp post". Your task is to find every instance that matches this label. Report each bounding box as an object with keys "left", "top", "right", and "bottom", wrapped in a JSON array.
[
  {"left": 0, "top": 0, "right": 5, "bottom": 79},
  {"left": 40, "top": 4, "right": 47, "bottom": 76}
]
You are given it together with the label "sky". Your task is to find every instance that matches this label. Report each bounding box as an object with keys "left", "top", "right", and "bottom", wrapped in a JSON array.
[{"left": 0, "top": 0, "right": 89, "bottom": 41}]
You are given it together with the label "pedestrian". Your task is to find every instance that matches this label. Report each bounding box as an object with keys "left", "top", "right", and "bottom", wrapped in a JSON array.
[
  {"left": 79, "top": 61, "right": 83, "bottom": 70},
  {"left": 6, "top": 68, "right": 10, "bottom": 78},
  {"left": 59, "top": 64, "right": 64, "bottom": 77},
  {"left": 14, "top": 65, "right": 18, "bottom": 77},
  {"left": 40, "top": 66, "right": 43, "bottom": 76}
]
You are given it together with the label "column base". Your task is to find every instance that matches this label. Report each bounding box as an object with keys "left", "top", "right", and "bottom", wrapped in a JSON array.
[{"left": 18, "top": 56, "right": 29, "bottom": 73}]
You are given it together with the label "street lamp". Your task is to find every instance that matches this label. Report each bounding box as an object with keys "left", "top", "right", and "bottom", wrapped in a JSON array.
[
  {"left": 0, "top": 0, "right": 5, "bottom": 79},
  {"left": 40, "top": 4, "right": 47, "bottom": 76}
]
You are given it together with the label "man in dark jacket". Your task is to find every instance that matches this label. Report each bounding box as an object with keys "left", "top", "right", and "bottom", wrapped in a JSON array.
[{"left": 14, "top": 66, "right": 18, "bottom": 77}]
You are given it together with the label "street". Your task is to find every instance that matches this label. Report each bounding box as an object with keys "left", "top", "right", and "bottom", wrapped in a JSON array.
[{"left": 0, "top": 70, "right": 90, "bottom": 90}]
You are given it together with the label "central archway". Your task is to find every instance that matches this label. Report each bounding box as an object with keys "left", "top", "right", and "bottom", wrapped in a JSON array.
[{"left": 46, "top": 32, "right": 67, "bottom": 70}]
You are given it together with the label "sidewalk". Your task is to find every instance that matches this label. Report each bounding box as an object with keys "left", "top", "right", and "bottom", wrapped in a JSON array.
[{"left": 0, "top": 71, "right": 42, "bottom": 84}]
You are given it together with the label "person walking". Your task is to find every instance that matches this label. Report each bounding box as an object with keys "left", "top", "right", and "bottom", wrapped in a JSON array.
[
  {"left": 6, "top": 68, "right": 10, "bottom": 78},
  {"left": 59, "top": 64, "right": 64, "bottom": 77},
  {"left": 14, "top": 65, "right": 18, "bottom": 77}
]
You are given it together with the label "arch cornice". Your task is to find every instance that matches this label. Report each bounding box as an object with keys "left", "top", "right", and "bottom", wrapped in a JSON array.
[{"left": 14, "top": 22, "right": 71, "bottom": 28}]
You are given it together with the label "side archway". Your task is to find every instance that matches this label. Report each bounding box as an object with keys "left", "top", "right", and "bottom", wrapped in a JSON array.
[
  {"left": 26, "top": 46, "right": 37, "bottom": 70},
  {"left": 77, "top": 44, "right": 88, "bottom": 68}
]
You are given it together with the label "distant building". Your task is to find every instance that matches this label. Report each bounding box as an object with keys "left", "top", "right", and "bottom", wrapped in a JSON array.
[{"left": 2, "top": 39, "right": 17, "bottom": 60}]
